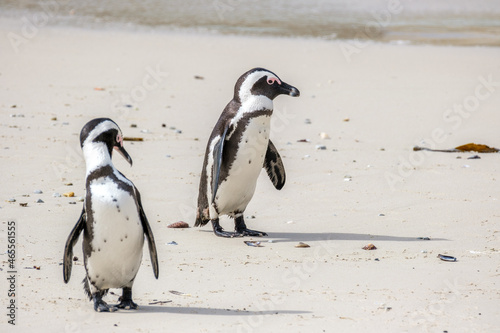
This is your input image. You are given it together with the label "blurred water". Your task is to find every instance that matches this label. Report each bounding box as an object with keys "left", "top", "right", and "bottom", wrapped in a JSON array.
[{"left": 1, "top": 0, "right": 500, "bottom": 45}]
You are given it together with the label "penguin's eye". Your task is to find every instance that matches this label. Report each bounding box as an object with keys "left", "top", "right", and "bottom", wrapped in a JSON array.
[
  {"left": 267, "top": 77, "right": 281, "bottom": 85},
  {"left": 116, "top": 134, "right": 123, "bottom": 147}
]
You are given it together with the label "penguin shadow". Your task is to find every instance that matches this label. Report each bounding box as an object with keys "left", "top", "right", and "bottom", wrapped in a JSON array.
[
  {"left": 134, "top": 305, "right": 309, "bottom": 316},
  {"left": 267, "top": 232, "right": 448, "bottom": 243}
]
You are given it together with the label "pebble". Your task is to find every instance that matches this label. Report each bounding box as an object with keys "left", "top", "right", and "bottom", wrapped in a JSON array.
[
  {"left": 33, "top": 189, "right": 43, "bottom": 194},
  {"left": 320, "top": 132, "right": 330, "bottom": 139},
  {"left": 166, "top": 241, "right": 178, "bottom": 246},
  {"left": 344, "top": 175, "right": 352, "bottom": 181},
  {"left": 36, "top": 199, "right": 44, "bottom": 203},
  {"left": 141, "top": 129, "right": 150, "bottom": 134},
  {"left": 130, "top": 124, "right": 137, "bottom": 128},
  {"left": 63, "top": 192, "right": 75, "bottom": 197},
  {"left": 468, "top": 155, "right": 481, "bottom": 159},
  {"left": 362, "top": 243, "right": 377, "bottom": 250},
  {"left": 304, "top": 118, "right": 312, "bottom": 124},
  {"left": 378, "top": 213, "right": 385, "bottom": 217},
  {"left": 8, "top": 198, "right": 16, "bottom": 202},
  {"left": 167, "top": 221, "right": 189, "bottom": 228},
  {"left": 77, "top": 197, "right": 84, "bottom": 202},
  {"left": 176, "top": 130, "right": 182, "bottom": 134},
  {"left": 315, "top": 145, "right": 327, "bottom": 150},
  {"left": 303, "top": 154, "right": 310, "bottom": 158},
  {"left": 52, "top": 192, "right": 62, "bottom": 197},
  {"left": 437, "top": 254, "right": 457, "bottom": 262},
  {"left": 69, "top": 202, "right": 76, "bottom": 205}
]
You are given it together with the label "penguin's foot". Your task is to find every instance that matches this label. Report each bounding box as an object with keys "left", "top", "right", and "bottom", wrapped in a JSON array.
[
  {"left": 211, "top": 219, "right": 243, "bottom": 238},
  {"left": 117, "top": 287, "right": 138, "bottom": 310},
  {"left": 93, "top": 294, "right": 117, "bottom": 312},
  {"left": 238, "top": 228, "right": 268, "bottom": 237},
  {"left": 117, "top": 299, "right": 138, "bottom": 310},
  {"left": 234, "top": 216, "right": 267, "bottom": 237}
]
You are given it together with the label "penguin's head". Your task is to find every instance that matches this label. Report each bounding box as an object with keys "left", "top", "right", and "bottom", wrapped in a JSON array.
[
  {"left": 80, "top": 118, "right": 133, "bottom": 166},
  {"left": 234, "top": 68, "right": 300, "bottom": 103}
]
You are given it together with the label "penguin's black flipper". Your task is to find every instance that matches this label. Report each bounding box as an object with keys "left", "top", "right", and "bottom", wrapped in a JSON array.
[
  {"left": 63, "top": 207, "right": 86, "bottom": 283},
  {"left": 211, "top": 124, "right": 229, "bottom": 203},
  {"left": 264, "top": 140, "right": 286, "bottom": 190},
  {"left": 135, "top": 188, "right": 159, "bottom": 279}
]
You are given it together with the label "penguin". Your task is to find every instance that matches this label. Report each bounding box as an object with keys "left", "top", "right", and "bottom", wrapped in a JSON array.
[
  {"left": 195, "top": 68, "right": 300, "bottom": 237},
  {"left": 63, "top": 118, "right": 159, "bottom": 312}
]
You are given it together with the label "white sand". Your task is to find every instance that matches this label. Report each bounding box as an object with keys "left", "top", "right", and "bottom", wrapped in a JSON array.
[{"left": 1, "top": 18, "right": 500, "bottom": 332}]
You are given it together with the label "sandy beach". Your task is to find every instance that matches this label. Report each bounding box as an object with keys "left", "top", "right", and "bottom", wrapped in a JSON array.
[{"left": 1, "top": 15, "right": 500, "bottom": 333}]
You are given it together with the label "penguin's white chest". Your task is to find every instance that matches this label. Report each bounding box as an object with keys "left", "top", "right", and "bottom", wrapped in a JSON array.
[
  {"left": 216, "top": 115, "right": 271, "bottom": 214},
  {"left": 86, "top": 179, "right": 144, "bottom": 289}
]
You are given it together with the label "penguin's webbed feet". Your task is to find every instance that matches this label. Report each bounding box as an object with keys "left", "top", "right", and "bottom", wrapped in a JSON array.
[
  {"left": 235, "top": 216, "right": 268, "bottom": 237},
  {"left": 211, "top": 219, "right": 243, "bottom": 238},
  {"left": 93, "top": 294, "right": 117, "bottom": 312},
  {"left": 117, "top": 287, "right": 138, "bottom": 310},
  {"left": 117, "top": 299, "right": 138, "bottom": 310},
  {"left": 238, "top": 228, "right": 268, "bottom": 237}
]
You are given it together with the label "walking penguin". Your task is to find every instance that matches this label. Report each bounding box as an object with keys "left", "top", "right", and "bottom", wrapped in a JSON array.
[
  {"left": 195, "top": 68, "right": 300, "bottom": 237},
  {"left": 63, "top": 118, "right": 159, "bottom": 312}
]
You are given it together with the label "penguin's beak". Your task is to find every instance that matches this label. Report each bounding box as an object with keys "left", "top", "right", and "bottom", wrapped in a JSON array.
[
  {"left": 114, "top": 145, "right": 133, "bottom": 166},
  {"left": 279, "top": 81, "right": 300, "bottom": 97},
  {"left": 114, "top": 135, "right": 133, "bottom": 166}
]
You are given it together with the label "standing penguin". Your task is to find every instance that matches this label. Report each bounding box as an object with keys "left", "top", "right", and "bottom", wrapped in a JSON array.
[
  {"left": 195, "top": 68, "right": 300, "bottom": 237},
  {"left": 63, "top": 118, "right": 159, "bottom": 312}
]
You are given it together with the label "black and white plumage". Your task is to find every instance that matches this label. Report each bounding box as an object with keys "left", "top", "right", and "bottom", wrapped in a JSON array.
[
  {"left": 63, "top": 118, "right": 159, "bottom": 312},
  {"left": 195, "top": 68, "right": 300, "bottom": 238}
]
